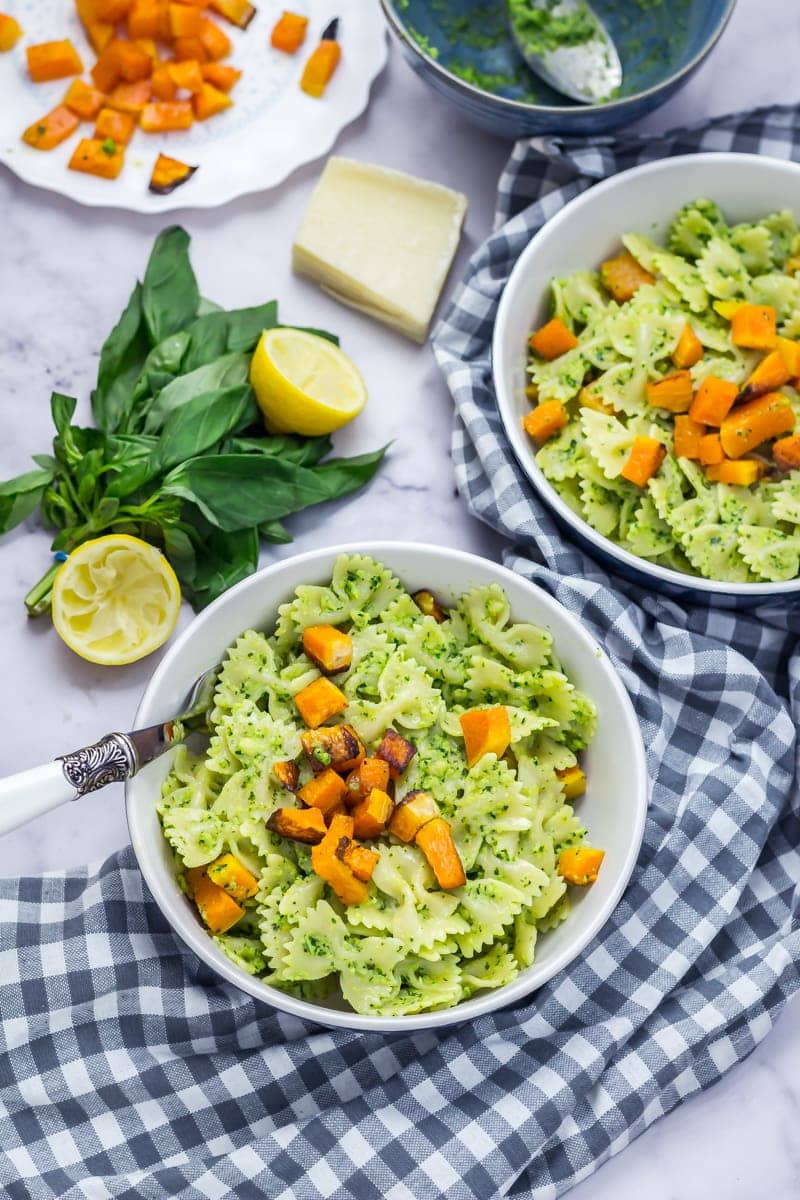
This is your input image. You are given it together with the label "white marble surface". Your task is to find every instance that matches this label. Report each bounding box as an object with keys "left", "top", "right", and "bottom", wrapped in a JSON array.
[{"left": 0, "top": 0, "right": 798, "bottom": 1194}]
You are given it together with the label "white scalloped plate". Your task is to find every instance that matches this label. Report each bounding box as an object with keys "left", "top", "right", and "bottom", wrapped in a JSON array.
[{"left": 0, "top": 0, "right": 387, "bottom": 211}]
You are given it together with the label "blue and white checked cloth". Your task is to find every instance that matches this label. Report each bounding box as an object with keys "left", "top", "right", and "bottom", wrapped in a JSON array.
[{"left": 3, "top": 106, "right": 800, "bottom": 1200}]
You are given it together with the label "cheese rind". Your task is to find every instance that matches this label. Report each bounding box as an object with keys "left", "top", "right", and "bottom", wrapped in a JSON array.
[{"left": 292, "top": 156, "right": 468, "bottom": 343}]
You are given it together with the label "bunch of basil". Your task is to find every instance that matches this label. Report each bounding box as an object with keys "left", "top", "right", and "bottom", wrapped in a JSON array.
[{"left": 0, "top": 227, "right": 385, "bottom": 617}]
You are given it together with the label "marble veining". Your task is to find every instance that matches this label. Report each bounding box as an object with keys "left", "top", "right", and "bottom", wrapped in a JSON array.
[{"left": 0, "top": 1, "right": 798, "bottom": 1195}]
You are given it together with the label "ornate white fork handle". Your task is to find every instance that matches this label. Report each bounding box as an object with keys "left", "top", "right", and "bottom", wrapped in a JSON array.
[{"left": 0, "top": 664, "right": 220, "bottom": 838}]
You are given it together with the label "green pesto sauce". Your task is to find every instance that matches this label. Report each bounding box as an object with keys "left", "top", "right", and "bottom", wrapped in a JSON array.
[
  {"left": 403, "top": 0, "right": 689, "bottom": 104},
  {"left": 508, "top": 0, "right": 598, "bottom": 59}
]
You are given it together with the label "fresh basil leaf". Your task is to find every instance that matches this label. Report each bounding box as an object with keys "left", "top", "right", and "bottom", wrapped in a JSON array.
[
  {"left": 162, "top": 446, "right": 386, "bottom": 532},
  {"left": 51, "top": 393, "right": 77, "bottom": 436},
  {"left": 188, "top": 527, "right": 260, "bottom": 610},
  {"left": 153, "top": 385, "right": 258, "bottom": 472},
  {"left": 196, "top": 296, "right": 223, "bottom": 316},
  {"left": 92, "top": 281, "right": 150, "bottom": 433},
  {"left": 163, "top": 526, "right": 197, "bottom": 588},
  {"left": 0, "top": 485, "right": 48, "bottom": 535},
  {"left": 286, "top": 325, "right": 340, "bottom": 347},
  {"left": 142, "top": 352, "right": 251, "bottom": 434},
  {"left": 101, "top": 434, "right": 160, "bottom": 500},
  {"left": 91, "top": 496, "right": 120, "bottom": 528},
  {"left": 228, "top": 434, "right": 333, "bottom": 466},
  {"left": 0, "top": 467, "right": 55, "bottom": 535},
  {"left": 142, "top": 226, "right": 200, "bottom": 346},
  {"left": 180, "top": 302, "right": 279, "bottom": 373},
  {"left": 130, "top": 330, "right": 191, "bottom": 410},
  {"left": 32, "top": 453, "right": 59, "bottom": 472},
  {"left": 260, "top": 519, "right": 293, "bottom": 543}
]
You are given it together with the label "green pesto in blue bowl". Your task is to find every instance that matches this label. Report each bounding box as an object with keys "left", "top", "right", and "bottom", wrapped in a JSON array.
[{"left": 381, "top": 0, "right": 736, "bottom": 137}]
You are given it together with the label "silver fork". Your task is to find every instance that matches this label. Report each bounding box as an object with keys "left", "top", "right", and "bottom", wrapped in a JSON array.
[{"left": 0, "top": 663, "right": 221, "bottom": 838}]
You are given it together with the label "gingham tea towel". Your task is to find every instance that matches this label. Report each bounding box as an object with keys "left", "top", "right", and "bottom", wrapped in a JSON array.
[{"left": 1, "top": 107, "right": 799, "bottom": 1200}]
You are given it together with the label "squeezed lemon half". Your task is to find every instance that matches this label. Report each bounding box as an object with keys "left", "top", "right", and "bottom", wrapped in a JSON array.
[
  {"left": 51, "top": 534, "right": 181, "bottom": 666},
  {"left": 250, "top": 327, "right": 368, "bottom": 436}
]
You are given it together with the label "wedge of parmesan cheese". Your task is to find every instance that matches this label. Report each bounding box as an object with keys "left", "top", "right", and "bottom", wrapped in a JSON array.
[{"left": 292, "top": 157, "right": 468, "bottom": 343}]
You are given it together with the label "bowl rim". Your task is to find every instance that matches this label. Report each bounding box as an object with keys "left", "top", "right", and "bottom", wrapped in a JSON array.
[
  {"left": 126, "top": 540, "right": 648, "bottom": 1032},
  {"left": 379, "top": 0, "right": 736, "bottom": 117},
  {"left": 493, "top": 151, "right": 800, "bottom": 598}
]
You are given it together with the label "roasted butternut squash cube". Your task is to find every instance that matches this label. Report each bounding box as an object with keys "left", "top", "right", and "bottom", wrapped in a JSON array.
[
  {"left": 335, "top": 837, "right": 379, "bottom": 882},
  {"left": 68, "top": 136, "right": 125, "bottom": 179},
  {"left": 344, "top": 756, "right": 390, "bottom": 805},
  {"left": 267, "top": 805, "right": 326, "bottom": 844},
  {"left": 557, "top": 846, "right": 605, "bottom": 886},
  {"left": 63, "top": 78, "right": 107, "bottom": 120},
  {"left": 311, "top": 814, "right": 368, "bottom": 906},
  {"left": 388, "top": 790, "right": 439, "bottom": 843},
  {"left": 294, "top": 676, "right": 348, "bottom": 727},
  {"left": 556, "top": 765, "right": 586, "bottom": 801},
  {"left": 273, "top": 759, "right": 300, "bottom": 792},
  {"left": 375, "top": 727, "right": 416, "bottom": 779},
  {"left": 189, "top": 870, "right": 245, "bottom": 933},
  {"left": 301, "top": 724, "right": 364, "bottom": 774},
  {"left": 352, "top": 788, "right": 394, "bottom": 839},
  {"left": 459, "top": 707, "right": 511, "bottom": 768},
  {"left": 411, "top": 589, "right": 448, "bottom": 623},
  {"left": 205, "top": 852, "right": 259, "bottom": 902},
  {"left": 302, "top": 625, "right": 353, "bottom": 673},
  {"left": 22, "top": 106, "right": 80, "bottom": 151},
  {"left": 415, "top": 818, "right": 466, "bottom": 890},
  {"left": 298, "top": 768, "right": 348, "bottom": 818},
  {"left": 27, "top": 39, "right": 83, "bottom": 82}
]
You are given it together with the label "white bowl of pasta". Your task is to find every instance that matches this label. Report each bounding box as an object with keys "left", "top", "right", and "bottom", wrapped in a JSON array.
[
  {"left": 126, "top": 542, "right": 647, "bottom": 1031},
  {"left": 494, "top": 153, "right": 800, "bottom": 605}
]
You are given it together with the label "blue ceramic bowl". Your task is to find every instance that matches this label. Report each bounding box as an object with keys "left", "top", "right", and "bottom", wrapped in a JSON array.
[{"left": 380, "top": 0, "right": 736, "bottom": 137}]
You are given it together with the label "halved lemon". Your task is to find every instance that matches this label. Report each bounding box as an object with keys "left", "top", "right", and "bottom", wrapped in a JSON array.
[
  {"left": 250, "top": 327, "right": 368, "bottom": 436},
  {"left": 51, "top": 535, "right": 181, "bottom": 666}
]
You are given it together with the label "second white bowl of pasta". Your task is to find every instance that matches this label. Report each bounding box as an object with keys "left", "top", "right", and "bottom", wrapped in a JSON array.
[
  {"left": 494, "top": 153, "right": 800, "bottom": 604},
  {"left": 126, "top": 542, "right": 647, "bottom": 1031}
]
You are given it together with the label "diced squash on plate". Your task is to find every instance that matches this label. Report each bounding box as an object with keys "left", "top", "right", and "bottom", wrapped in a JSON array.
[
  {"left": 63, "top": 77, "right": 107, "bottom": 120},
  {"left": 198, "top": 15, "right": 232, "bottom": 59},
  {"left": 151, "top": 62, "right": 178, "bottom": 100},
  {"left": 173, "top": 34, "right": 208, "bottom": 61},
  {"left": 127, "top": 0, "right": 168, "bottom": 40},
  {"left": 140, "top": 99, "right": 193, "bottom": 131},
  {"left": 202, "top": 61, "right": 241, "bottom": 90},
  {"left": 27, "top": 39, "right": 84, "bottom": 82},
  {"left": 169, "top": 0, "right": 203, "bottom": 36},
  {"left": 115, "top": 38, "right": 152, "bottom": 81},
  {"left": 302, "top": 625, "right": 353, "bottom": 673},
  {"left": 22, "top": 106, "right": 80, "bottom": 151},
  {"left": 205, "top": 851, "right": 259, "bottom": 902},
  {"left": 193, "top": 79, "right": 232, "bottom": 118},
  {"left": 68, "top": 135, "right": 125, "bottom": 178},
  {"left": 95, "top": 105, "right": 136, "bottom": 145},
  {"left": 0, "top": 13, "right": 23, "bottom": 51},
  {"left": 167, "top": 57, "right": 204, "bottom": 92},
  {"left": 267, "top": 805, "right": 327, "bottom": 844},
  {"left": 108, "top": 78, "right": 152, "bottom": 114},
  {"left": 76, "top": 0, "right": 114, "bottom": 52},
  {"left": 300, "top": 32, "right": 341, "bottom": 97},
  {"left": 558, "top": 845, "right": 605, "bottom": 886},
  {"left": 415, "top": 818, "right": 465, "bottom": 890},
  {"left": 211, "top": 0, "right": 257, "bottom": 28},
  {"left": 271, "top": 10, "right": 308, "bottom": 52},
  {"left": 459, "top": 706, "right": 511, "bottom": 768}
]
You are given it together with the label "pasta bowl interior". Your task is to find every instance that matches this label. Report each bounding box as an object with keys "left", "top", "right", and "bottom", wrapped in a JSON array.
[
  {"left": 126, "top": 543, "right": 647, "bottom": 1032},
  {"left": 494, "top": 153, "right": 800, "bottom": 604}
]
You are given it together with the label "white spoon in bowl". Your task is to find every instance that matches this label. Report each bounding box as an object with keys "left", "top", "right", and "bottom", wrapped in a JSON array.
[{"left": 508, "top": 0, "right": 622, "bottom": 104}]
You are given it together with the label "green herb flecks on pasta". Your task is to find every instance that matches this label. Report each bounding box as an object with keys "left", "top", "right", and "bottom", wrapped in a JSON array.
[
  {"left": 529, "top": 200, "right": 800, "bottom": 583},
  {"left": 157, "top": 555, "right": 598, "bottom": 1016}
]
